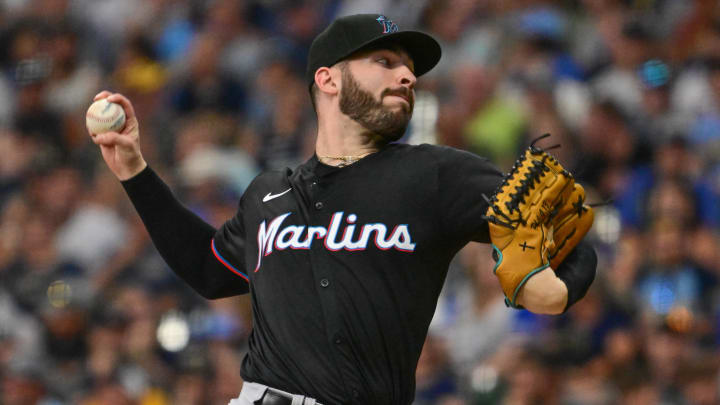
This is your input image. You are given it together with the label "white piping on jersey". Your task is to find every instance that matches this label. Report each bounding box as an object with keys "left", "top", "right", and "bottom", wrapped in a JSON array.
[{"left": 255, "top": 212, "right": 416, "bottom": 271}]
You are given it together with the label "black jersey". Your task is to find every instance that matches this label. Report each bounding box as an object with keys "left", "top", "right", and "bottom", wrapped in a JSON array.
[
  {"left": 122, "top": 142, "right": 593, "bottom": 405},
  {"left": 211, "top": 143, "right": 503, "bottom": 404}
]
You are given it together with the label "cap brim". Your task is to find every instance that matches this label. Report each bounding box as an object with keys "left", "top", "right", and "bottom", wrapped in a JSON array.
[{"left": 341, "top": 31, "right": 442, "bottom": 77}]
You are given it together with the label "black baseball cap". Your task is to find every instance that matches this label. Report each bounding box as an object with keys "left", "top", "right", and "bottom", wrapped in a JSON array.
[{"left": 305, "top": 14, "right": 441, "bottom": 89}]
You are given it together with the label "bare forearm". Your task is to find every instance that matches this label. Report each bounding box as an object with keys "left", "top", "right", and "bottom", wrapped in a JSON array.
[
  {"left": 516, "top": 268, "right": 568, "bottom": 314},
  {"left": 517, "top": 242, "right": 597, "bottom": 314}
]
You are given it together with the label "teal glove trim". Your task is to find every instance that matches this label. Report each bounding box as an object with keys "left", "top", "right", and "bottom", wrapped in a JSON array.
[
  {"left": 506, "top": 261, "right": 550, "bottom": 308},
  {"left": 491, "top": 244, "right": 502, "bottom": 275}
]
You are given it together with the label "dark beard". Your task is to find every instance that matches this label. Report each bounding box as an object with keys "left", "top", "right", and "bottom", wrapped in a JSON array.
[{"left": 338, "top": 65, "right": 413, "bottom": 142}]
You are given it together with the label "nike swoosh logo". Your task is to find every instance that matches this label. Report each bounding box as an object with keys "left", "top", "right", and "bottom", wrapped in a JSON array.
[{"left": 262, "top": 188, "right": 292, "bottom": 203}]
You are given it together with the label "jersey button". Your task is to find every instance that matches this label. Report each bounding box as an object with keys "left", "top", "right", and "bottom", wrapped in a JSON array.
[
  {"left": 333, "top": 336, "right": 343, "bottom": 344},
  {"left": 320, "top": 278, "right": 330, "bottom": 288},
  {"left": 352, "top": 389, "right": 360, "bottom": 399},
  {"left": 315, "top": 202, "right": 324, "bottom": 210}
]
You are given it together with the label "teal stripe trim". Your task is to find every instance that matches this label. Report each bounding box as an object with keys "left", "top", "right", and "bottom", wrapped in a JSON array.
[
  {"left": 508, "top": 261, "right": 550, "bottom": 308},
  {"left": 491, "top": 245, "right": 502, "bottom": 275}
]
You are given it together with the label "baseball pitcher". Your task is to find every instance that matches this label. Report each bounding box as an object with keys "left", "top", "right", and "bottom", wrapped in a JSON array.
[{"left": 88, "top": 14, "right": 596, "bottom": 405}]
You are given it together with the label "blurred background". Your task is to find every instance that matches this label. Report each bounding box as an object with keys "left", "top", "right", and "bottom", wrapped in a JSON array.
[{"left": 1, "top": 0, "right": 720, "bottom": 404}]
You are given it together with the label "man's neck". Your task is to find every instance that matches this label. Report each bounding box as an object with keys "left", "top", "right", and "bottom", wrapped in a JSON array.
[{"left": 315, "top": 114, "right": 383, "bottom": 159}]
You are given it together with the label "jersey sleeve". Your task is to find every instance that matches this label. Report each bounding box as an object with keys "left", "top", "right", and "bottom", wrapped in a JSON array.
[
  {"left": 433, "top": 145, "right": 504, "bottom": 244},
  {"left": 555, "top": 240, "right": 597, "bottom": 311},
  {"left": 121, "top": 166, "right": 249, "bottom": 298},
  {"left": 212, "top": 195, "right": 250, "bottom": 283}
]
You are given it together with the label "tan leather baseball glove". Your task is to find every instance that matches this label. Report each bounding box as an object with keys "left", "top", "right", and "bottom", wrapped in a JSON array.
[
  {"left": 547, "top": 183, "right": 595, "bottom": 270},
  {"left": 483, "top": 135, "right": 575, "bottom": 308}
]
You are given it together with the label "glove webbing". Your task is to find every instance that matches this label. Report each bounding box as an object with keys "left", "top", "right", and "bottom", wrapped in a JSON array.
[{"left": 481, "top": 134, "right": 569, "bottom": 230}]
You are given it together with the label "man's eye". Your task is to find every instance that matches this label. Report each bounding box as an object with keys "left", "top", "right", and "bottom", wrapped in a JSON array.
[{"left": 377, "top": 58, "right": 389, "bottom": 65}]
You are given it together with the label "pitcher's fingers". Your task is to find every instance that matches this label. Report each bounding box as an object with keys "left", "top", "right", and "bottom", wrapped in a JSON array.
[
  {"left": 106, "top": 93, "right": 136, "bottom": 121},
  {"left": 94, "top": 90, "right": 113, "bottom": 101},
  {"left": 91, "top": 131, "right": 115, "bottom": 145},
  {"left": 92, "top": 132, "right": 134, "bottom": 147}
]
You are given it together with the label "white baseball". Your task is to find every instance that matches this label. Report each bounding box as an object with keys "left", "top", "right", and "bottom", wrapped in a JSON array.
[{"left": 86, "top": 98, "right": 126, "bottom": 134}]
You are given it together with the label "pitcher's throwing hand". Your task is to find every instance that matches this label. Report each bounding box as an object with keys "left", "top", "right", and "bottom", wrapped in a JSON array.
[{"left": 86, "top": 91, "right": 146, "bottom": 181}]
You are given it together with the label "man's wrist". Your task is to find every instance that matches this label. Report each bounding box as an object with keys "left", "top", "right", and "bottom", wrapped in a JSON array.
[
  {"left": 120, "top": 162, "right": 151, "bottom": 185},
  {"left": 555, "top": 243, "right": 598, "bottom": 313},
  {"left": 516, "top": 268, "right": 568, "bottom": 315},
  {"left": 118, "top": 160, "right": 148, "bottom": 182}
]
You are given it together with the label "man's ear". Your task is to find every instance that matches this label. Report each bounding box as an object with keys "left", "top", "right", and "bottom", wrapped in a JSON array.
[{"left": 315, "top": 67, "right": 339, "bottom": 96}]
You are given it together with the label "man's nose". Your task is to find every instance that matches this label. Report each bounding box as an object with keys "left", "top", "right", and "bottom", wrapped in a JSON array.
[{"left": 397, "top": 65, "right": 417, "bottom": 89}]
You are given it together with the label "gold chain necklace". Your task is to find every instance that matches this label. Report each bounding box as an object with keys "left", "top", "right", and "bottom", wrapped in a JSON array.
[{"left": 318, "top": 152, "right": 374, "bottom": 167}]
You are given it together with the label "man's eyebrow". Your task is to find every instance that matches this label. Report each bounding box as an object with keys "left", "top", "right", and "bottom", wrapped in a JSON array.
[{"left": 374, "top": 48, "right": 415, "bottom": 72}]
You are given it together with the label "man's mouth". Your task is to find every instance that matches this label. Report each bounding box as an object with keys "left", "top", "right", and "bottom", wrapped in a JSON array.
[
  {"left": 388, "top": 94, "right": 409, "bottom": 103},
  {"left": 384, "top": 90, "right": 411, "bottom": 104}
]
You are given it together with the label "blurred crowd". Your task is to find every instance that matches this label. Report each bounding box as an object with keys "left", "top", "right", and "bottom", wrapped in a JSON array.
[{"left": 1, "top": 0, "right": 720, "bottom": 404}]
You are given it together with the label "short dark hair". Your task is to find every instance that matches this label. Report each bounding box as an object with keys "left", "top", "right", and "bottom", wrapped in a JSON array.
[{"left": 309, "top": 83, "right": 319, "bottom": 113}]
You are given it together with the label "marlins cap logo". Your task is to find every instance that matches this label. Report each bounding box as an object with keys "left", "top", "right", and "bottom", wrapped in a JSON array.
[{"left": 376, "top": 15, "right": 399, "bottom": 34}]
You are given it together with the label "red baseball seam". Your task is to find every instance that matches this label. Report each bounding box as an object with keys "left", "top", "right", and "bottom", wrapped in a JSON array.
[{"left": 86, "top": 108, "right": 122, "bottom": 123}]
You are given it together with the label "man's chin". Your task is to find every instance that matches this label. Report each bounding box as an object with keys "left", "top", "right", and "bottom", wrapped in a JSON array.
[
  {"left": 374, "top": 123, "right": 409, "bottom": 143},
  {"left": 383, "top": 99, "right": 413, "bottom": 115}
]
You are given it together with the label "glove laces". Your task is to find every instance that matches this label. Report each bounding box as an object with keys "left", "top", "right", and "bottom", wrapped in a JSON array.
[{"left": 482, "top": 134, "right": 567, "bottom": 229}]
